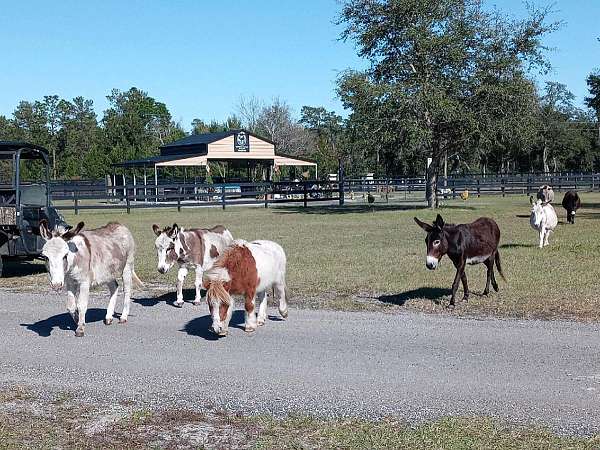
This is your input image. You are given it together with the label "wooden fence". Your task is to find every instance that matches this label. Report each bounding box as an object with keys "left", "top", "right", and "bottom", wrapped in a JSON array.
[
  {"left": 50, "top": 173, "right": 600, "bottom": 213},
  {"left": 50, "top": 180, "right": 342, "bottom": 214}
]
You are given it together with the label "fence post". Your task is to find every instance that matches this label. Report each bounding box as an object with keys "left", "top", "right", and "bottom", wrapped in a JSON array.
[
  {"left": 177, "top": 186, "right": 182, "bottom": 212},
  {"left": 477, "top": 179, "right": 481, "bottom": 198},
  {"left": 126, "top": 190, "right": 131, "bottom": 214},
  {"left": 74, "top": 190, "right": 79, "bottom": 215},
  {"left": 303, "top": 182, "right": 308, "bottom": 208},
  {"left": 264, "top": 183, "right": 269, "bottom": 208},
  {"left": 221, "top": 186, "right": 226, "bottom": 210},
  {"left": 501, "top": 178, "right": 505, "bottom": 197},
  {"left": 338, "top": 161, "right": 345, "bottom": 206}
]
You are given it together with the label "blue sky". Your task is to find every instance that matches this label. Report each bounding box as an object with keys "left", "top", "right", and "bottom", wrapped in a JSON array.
[{"left": 0, "top": 0, "right": 597, "bottom": 131}]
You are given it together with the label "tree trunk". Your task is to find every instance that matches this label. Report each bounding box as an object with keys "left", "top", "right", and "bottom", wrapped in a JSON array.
[
  {"left": 542, "top": 140, "right": 549, "bottom": 173},
  {"left": 426, "top": 158, "right": 438, "bottom": 209}
]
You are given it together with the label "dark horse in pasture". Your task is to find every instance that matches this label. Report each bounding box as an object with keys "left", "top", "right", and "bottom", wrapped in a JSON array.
[
  {"left": 414, "top": 215, "right": 506, "bottom": 308},
  {"left": 561, "top": 191, "right": 581, "bottom": 224}
]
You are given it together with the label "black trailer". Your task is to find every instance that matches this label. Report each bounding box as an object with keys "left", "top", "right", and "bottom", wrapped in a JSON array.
[{"left": 0, "top": 141, "right": 66, "bottom": 276}]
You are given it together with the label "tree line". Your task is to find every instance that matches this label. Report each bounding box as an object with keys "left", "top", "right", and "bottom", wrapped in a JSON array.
[{"left": 0, "top": 1, "right": 598, "bottom": 208}]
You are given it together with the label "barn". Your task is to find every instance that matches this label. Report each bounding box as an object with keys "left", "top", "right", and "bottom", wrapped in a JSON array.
[{"left": 115, "top": 129, "right": 317, "bottom": 184}]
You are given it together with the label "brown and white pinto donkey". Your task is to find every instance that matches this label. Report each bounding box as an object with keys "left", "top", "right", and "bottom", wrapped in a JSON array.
[
  {"left": 414, "top": 215, "right": 505, "bottom": 308},
  {"left": 152, "top": 223, "right": 233, "bottom": 307},
  {"left": 39, "top": 220, "right": 141, "bottom": 337},
  {"left": 202, "top": 239, "right": 288, "bottom": 336}
]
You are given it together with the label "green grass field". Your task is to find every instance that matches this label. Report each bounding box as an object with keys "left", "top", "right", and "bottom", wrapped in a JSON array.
[{"left": 4, "top": 193, "right": 600, "bottom": 320}]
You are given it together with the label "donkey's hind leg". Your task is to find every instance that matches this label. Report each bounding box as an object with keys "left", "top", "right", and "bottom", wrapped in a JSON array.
[
  {"left": 482, "top": 256, "right": 495, "bottom": 295},
  {"left": 119, "top": 265, "right": 133, "bottom": 324},
  {"left": 274, "top": 282, "right": 288, "bottom": 319},
  {"left": 104, "top": 281, "right": 119, "bottom": 325},
  {"left": 257, "top": 291, "right": 268, "bottom": 326}
]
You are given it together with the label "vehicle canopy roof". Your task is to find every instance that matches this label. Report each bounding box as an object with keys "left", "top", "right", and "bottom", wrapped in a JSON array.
[{"left": 0, "top": 141, "right": 49, "bottom": 163}]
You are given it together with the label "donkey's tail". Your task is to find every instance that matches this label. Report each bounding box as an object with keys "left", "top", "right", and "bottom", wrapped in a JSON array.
[
  {"left": 132, "top": 271, "right": 144, "bottom": 289},
  {"left": 495, "top": 251, "right": 507, "bottom": 283}
]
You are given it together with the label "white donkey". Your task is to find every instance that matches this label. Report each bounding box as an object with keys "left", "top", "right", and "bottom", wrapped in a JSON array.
[
  {"left": 152, "top": 223, "right": 233, "bottom": 307},
  {"left": 39, "top": 220, "right": 141, "bottom": 337},
  {"left": 203, "top": 239, "right": 288, "bottom": 336},
  {"left": 530, "top": 196, "right": 558, "bottom": 248}
]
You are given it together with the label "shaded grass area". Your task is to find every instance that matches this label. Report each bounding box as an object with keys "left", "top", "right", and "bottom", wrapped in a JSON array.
[
  {"left": 3, "top": 194, "right": 600, "bottom": 321},
  {"left": 0, "top": 387, "right": 598, "bottom": 450}
]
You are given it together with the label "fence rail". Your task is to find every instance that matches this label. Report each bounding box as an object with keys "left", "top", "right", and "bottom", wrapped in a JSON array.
[
  {"left": 49, "top": 173, "right": 600, "bottom": 213},
  {"left": 51, "top": 180, "right": 342, "bottom": 214}
]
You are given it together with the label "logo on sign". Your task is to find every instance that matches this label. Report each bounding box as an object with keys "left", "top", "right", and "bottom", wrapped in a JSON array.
[{"left": 234, "top": 132, "right": 249, "bottom": 152}]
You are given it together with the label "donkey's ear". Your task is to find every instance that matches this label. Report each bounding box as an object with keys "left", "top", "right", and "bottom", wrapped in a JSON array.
[
  {"left": 152, "top": 224, "right": 161, "bottom": 236},
  {"left": 38, "top": 219, "right": 52, "bottom": 240},
  {"left": 62, "top": 222, "right": 84, "bottom": 241},
  {"left": 434, "top": 214, "right": 445, "bottom": 229},
  {"left": 414, "top": 217, "right": 433, "bottom": 232},
  {"left": 169, "top": 223, "right": 179, "bottom": 238}
]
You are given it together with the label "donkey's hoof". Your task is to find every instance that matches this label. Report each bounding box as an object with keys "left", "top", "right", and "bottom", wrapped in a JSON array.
[
  {"left": 446, "top": 303, "right": 456, "bottom": 311},
  {"left": 192, "top": 300, "right": 202, "bottom": 306},
  {"left": 118, "top": 318, "right": 128, "bottom": 324},
  {"left": 104, "top": 318, "right": 113, "bottom": 326},
  {"left": 244, "top": 326, "right": 257, "bottom": 333},
  {"left": 174, "top": 301, "right": 184, "bottom": 308},
  {"left": 257, "top": 319, "right": 265, "bottom": 327},
  {"left": 75, "top": 330, "right": 85, "bottom": 337},
  {"left": 280, "top": 309, "right": 288, "bottom": 319},
  {"left": 218, "top": 331, "right": 228, "bottom": 337}
]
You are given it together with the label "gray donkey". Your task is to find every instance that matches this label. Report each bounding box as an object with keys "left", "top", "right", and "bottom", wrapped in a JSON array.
[{"left": 39, "top": 220, "right": 141, "bottom": 337}]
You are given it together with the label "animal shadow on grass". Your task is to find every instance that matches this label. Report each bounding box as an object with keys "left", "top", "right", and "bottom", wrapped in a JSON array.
[
  {"left": 378, "top": 287, "right": 450, "bottom": 306},
  {"left": 134, "top": 289, "right": 197, "bottom": 308},
  {"left": 21, "top": 308, "right": 106, "bottom": 337},
  {"left": 182, "top": 310, "right": 246, "bottom": 341}
]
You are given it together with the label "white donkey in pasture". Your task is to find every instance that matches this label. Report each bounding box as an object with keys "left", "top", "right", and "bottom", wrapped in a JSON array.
[
  {"left": 203, "top": 239, "right": 288, "bottom": 336},
  {"left": 39, "top": 220, "right": 141, "bottom": 337},
  {"left": 152, "top": 223, "right": 233, "bottom": 307},
  {"left": 530, "top": 196, "right": 558, "bottom": 248}
]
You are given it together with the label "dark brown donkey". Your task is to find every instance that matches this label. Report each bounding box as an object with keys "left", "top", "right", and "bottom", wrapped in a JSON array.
[{"left": 414, "top": 215, "right": 505, "bottom": 308}]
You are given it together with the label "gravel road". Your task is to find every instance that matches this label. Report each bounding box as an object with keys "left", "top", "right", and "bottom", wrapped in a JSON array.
[{"left": 0, "top": 289, "right": 598, "bottom": 434}]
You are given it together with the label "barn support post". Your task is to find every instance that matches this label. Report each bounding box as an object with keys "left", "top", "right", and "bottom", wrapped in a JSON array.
[
  {"left": 154, "top": 165, "right": 158, "bottom": 203},
  {"left": 133, "top": 173, "right": 137, "bottom": 202},
  {"left": 143, "top": 167, "right": 147, "bottom": 202}
]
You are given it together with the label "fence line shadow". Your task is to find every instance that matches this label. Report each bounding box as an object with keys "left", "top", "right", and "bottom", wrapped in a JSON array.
[
  {"left": 1, "top": 260, "right": 46, "bottom": 278},
  {"left": 499, "top": 243, "right": 535, "bottom": 249},
  {"left": 20, "top": 308, "right": 106, "bottom": 337}
]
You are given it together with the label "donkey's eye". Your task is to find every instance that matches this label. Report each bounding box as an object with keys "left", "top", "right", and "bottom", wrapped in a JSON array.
[{"left": 433, "top": 240, "right": 441, "bottom": 246}]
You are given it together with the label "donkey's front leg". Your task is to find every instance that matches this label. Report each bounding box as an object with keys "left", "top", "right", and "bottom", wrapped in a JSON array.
[
  {"left": 449, "top": 260, "right": 464, "bottom": 308},
  {"left": 539, "top": 227, "right": 545, "bottom": 248},
  {"left": 192, "top": 266, "right": 203, "bottom": 306},
  {"left": 244, "top": 291, "right": 258, "bottom": 332},
  {"left": 175, "top": 266, "right": 188, "bottom": 307},
  {"left": 65, "top": 279, "right": 79, "bottom": 326},
  {"left": 75, "top": 282, "right": 90, "bottom": 337}
]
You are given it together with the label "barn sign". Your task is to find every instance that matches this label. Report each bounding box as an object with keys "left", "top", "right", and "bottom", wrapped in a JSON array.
[{"left": 234, "top": 131, "right": 250, "bottom": 152}]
